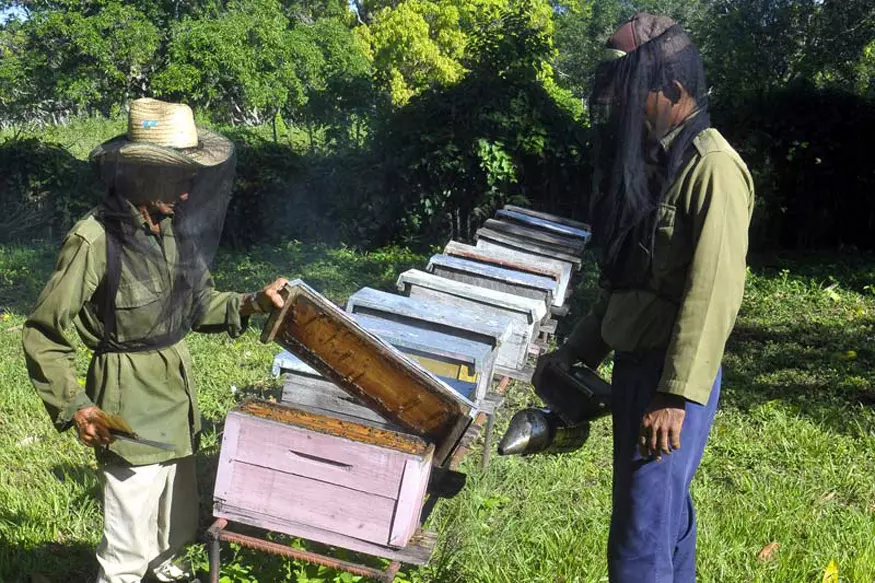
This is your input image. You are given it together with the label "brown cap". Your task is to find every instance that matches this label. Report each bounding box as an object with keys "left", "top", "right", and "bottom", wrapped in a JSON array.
[{"left": 607, "top": 12, "right": 677, "bottom": 54}]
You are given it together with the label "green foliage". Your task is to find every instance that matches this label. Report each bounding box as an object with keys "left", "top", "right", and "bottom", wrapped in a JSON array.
[
  {"left": 855, "top": 38, "right": 875, "bottom": 97},
  {"left": 363, "top": 0, "right": 471, "bottom": 106},
  {"left": 296, "top": 18, "right": 374, "bottom": 148},
  {"left": 364, "top": 0, "right": 588, "bottom": 245},
  {"left": 5, "top": 1, "right": 160, "bottom": 117},
  {"left": 715, "top": 85, "right": 875, "bottom": 251},
  {"left": 152, "top": 0, "right": 314, "bottom": 124}
]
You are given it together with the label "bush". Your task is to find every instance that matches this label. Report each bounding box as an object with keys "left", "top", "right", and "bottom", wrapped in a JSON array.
[
  {"left": 0, "top": 137, "right": 101, "bottom": 242},
  {"left": 715, "top": 85, "right": 875, "bottom": 251}
]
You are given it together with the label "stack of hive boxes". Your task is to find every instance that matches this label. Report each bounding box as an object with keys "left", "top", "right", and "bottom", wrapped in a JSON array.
[{"left": 212, "top": 205, "right": 591, "bottom": 563}]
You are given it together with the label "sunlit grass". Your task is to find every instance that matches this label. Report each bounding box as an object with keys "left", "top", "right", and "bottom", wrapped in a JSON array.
[{"left": 1, "top": 245, "right": 873, "bottom": 582}]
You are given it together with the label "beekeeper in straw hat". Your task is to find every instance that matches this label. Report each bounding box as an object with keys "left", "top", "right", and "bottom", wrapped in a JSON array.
[{"left": 23, "top": 98, "right": 288, "bottom": 582}]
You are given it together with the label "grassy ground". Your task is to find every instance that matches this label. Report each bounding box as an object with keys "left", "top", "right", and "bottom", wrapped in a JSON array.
[{"left": 1, "top": 243, "right": 874, "bottom": 583}]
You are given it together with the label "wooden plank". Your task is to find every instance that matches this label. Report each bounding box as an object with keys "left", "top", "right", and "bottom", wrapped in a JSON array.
[
  {"left": 396, "top": 269, "right": 547, "bottom": 323},
  {"left": 496, "top": 208, "right": 592, "bottom": 241},
  {"left": 346, "top": 287, "right": 513, "bottom": 349},
  {"left": 220, "top": 462, "right": 396, "bottom": 545},
  {"left": 551, "top": 304, "right": 570, "bottom": 318},
  {"left": 476, "top": 229, "right": 583, "bottom": 270},
  {"left": 234, "top": 401, "right": 428, "bottom": 456},
  {"left": 214, "top": 410, "right": 242, "bottom": 502},
  {"left": 477, "top": 392, "right": 506, "bottom": 416},
  {"left": 503, "top": 204, "right": 591, "bottom": 231},
  {"left": 261, "top": 280, "right": 473, "bottom": 466},
  {"left": 223, "top": 411, "right": 406, "bottom": 499},
  {"left": 494, "top": 363, "right": 534, "bottom": 384},
  {"left": 213, "top": 505, "right": 437, "bottom": 564},
  {"left": 483, "top": 218, "right": 587, "bottom": 256},
  {"left": 443, "top": 241, "right": 571, "bottom": 308},
  {"left": 389, "top": 449, "right": 434, "bottom": 547},
  {"left": 540, "top": 319, "right": 558, "bottom": 335},
  {"left": 427, "top": 255, "right": 555, "bottom": 308},
  {"left": 406, "top": 286, "right": 531, "bottom": 372},
  {"left": 281, "top": 373, "right": 393, "bottom": 428}
]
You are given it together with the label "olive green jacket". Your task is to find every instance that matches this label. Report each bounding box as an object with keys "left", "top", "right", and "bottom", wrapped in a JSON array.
[
  {"left": 23, "top": 208, "right": 247, "bottom": 466},
  {"left": 567, "top": 127, "right": 755, "bottom": 405}
]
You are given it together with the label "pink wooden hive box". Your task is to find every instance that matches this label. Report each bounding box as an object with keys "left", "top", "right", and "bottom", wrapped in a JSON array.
[{"left": 214, "top": 400, "right": 433, "bottom": 553}]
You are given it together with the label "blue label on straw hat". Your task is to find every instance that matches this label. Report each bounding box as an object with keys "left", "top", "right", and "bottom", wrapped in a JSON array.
[{"left": 142, "top": 120, "right": 159, "bottom": 129}]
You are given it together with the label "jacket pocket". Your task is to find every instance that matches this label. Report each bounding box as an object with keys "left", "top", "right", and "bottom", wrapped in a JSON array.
[
  {"left": 114, "top": 278, "right": 166, "bottom": 342},
  {"left": 651, "top": 203, "right": 679, "bottom": 279}
]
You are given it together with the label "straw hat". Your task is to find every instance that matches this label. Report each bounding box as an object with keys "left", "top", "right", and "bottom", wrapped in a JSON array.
[{"left": 89, "top": 98, "right": 233, "bottom": 169}]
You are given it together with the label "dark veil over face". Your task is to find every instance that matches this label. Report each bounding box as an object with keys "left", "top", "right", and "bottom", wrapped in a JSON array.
[
  {"left": 587, "top": 19, "right": 710, "bottom": 285},
  {"left": 91, "top": 144, "right": 236, "bottom": 353}
]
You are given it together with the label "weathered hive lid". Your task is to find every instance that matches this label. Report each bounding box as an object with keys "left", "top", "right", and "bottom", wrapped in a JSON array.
[
  {"left": 352, "top": 312, "right": 494, "bottom": 372},
  {"left": 503, "top": 204, "right": 591, "bottom": 231},
  {"left": 443, "top": 240, "right": 567, "bottom": 284},
  {"left": 346, "top": 287, "right": 513, "bottom": 349},
  {"left": 496, "top": 208, "right": 592, "bottom": 241},
  {"left": 475, "top": 228, "right": 584, "bottom": 270},
  {"left": 272, "top": 349, "right": 319, "bottom": 378},
  {"left": 396, "top": 269, "right": 547, "bottom": 323},
  {"left": 427, "top": 254, "right": 558, "bottom": 297},
  {"left": 482, "top": 218, "right": 587, "bottom": 256},
  {"left": 261, "top": 280, "right": 474, "bottom": 465}
]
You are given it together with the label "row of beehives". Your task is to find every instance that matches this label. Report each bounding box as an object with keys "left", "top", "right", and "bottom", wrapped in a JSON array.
[
  {"left": 210, "top": 205, "right": 591, "bottom": 564},
  {"left": 275, "top": 205, "right": 590, "bottom": 409}
]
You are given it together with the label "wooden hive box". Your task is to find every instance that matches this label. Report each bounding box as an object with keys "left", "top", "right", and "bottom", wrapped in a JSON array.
[
  {"left": 214, "top": 400, "right": 433, "bottom": 555},
  {"left": 482, "top": 218, "right": 587, "bottom": 257},
  {"left": 346, "top": 287, "right": 512, "bottom": 395},
  {"left": 502, "top": 205, "right": 591, "bottom": 232},
  {"left": 260, "top": 280, "right": 475, "bottom": 466},
  {"left": 426, "top": 254, "right": 557, "bottom": 310},
  {"left": 496, "top": 208, "right": 592, "bottom": 243},
  {"left": 272, "top": 350, "right": 395, "bottom": 428},
  {"left": 350, "top": 312, "right": 492, "bottom": 405},
  {"left": 274, "top": 348, "right": 478, "bottom": 414},
  {"left": 396, "top": 269, "right": 545, "bottom": 379},
  {"left": 475, "top": 227, "right": 584, "bottom": 272},
  {"left": 443, "top": 241, "right": 573, "bottom": 308}
]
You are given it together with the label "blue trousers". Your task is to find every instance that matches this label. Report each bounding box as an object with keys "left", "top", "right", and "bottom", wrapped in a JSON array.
[{"left": 607, "top": 350, "right": 721, "bottom": 583}]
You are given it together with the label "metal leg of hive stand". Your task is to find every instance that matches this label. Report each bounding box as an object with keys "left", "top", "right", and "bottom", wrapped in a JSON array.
[
  {"left": 481, "top": 412, "right": 496, "bottom": 471},
  {"left": 204, "top": 518, "right": 405, "bottom": 583},
  {"left": 207, "top": 518, "right": 227, "bottom": 583},
  {"left": 381, "top": 560, "right": 401, "bottom": 583}
]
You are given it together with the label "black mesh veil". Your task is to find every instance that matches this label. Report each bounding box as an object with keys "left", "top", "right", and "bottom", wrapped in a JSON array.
[
  {"left": 89, "top": 133, "right": 236, "bottom": 353},
  {"left": 588, "top": 21, "right": 710, "bottom": 285}
]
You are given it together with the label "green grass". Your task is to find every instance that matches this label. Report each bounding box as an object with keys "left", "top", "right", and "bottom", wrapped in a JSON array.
[{"left": 1, "top": 244, "right": 874, "bottom": 583}]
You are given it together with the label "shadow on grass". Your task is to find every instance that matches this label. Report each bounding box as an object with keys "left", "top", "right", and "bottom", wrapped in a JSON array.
[
  {"left": 750, "top": 250, "right": 875, "bottom": 296},
  {"left": 0, "top": 524, "right": 96, "bottom": 583},
  {"left": 721, "top": 318, "right": 875, "bottom": 436},
  {"left": 49, "top": 463, "right": 102, "bottom": 501}
]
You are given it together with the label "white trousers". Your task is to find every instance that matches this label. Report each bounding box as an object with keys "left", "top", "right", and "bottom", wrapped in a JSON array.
[{"left": 96, "top": 456, "right": 199, "bottom": 583}]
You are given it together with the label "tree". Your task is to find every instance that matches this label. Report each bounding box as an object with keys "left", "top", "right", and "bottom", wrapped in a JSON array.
[
  {"left": 363, "top": 0, "right": 469, "bottom": 106},
  {"left": 296, "top": 18, "right": 374, "bottom": 148},
  {"left": 1, "top": 1, "right": 159, "bottom": 120},
  {"left": 152, "top": 0, "right": 318, "bottom": 125}
]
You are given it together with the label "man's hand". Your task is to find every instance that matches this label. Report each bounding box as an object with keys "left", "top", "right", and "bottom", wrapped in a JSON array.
[
  {"left": 639, "top": 393, "right": 686, "bottom": 461},
  {"left": 532, "top": 345, "right": 574, "bottom": 389},
  {"left": 242, "top": 277, "right": 289, "bottom": 316},
  {"left": 72, "top": 406, "right": 114, "bottom": 447}
]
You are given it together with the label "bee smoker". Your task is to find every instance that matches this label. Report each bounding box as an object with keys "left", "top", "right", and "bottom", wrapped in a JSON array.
[
  {"left": 497, "top": 407, "right": 591, "bottom": 456},
  {"left": 497, "top": 364, "right": 612, "bottom": 456},
  {"left": 535, "top": 363, "right": 612, "bottom": 425}
]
